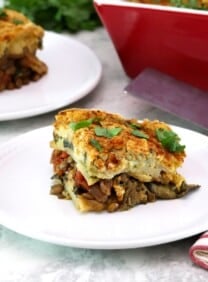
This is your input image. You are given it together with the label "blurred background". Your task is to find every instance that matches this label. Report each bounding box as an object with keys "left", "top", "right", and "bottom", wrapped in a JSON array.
[{"left": 1, "top": 0, "right": 101, "bottom": 32}]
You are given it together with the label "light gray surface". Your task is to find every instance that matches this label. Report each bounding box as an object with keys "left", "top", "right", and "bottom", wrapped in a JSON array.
[{"left": 0, "top": 28, "right": 208, "bottom": 281}]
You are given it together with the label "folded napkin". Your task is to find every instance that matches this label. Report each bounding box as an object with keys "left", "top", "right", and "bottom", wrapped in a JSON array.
[{"left": 189, "top": 232, "right": 208, "bottom": 270}]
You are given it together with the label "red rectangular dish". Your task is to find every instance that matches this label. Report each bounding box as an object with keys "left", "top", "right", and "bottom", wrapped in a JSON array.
[{"left": 94, "top": 0, "right": 208, "bottom": 91}]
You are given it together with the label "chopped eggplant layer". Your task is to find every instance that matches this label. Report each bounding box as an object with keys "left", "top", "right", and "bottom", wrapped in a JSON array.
[{"left": 50, "top": 150, "right": 200, "bottom": 212}]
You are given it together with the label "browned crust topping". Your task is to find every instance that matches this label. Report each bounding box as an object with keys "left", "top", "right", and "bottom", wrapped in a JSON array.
[{"left": 53, "top": 108, "right": 185, "bottom": 173}]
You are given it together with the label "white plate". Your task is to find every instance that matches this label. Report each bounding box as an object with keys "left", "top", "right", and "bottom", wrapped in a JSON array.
[
  {"left": 0, "top": 125, "right": 207, "bottom": 249},
  {"left": 0, "top": 32, "right": 102, "bottom": 121}
]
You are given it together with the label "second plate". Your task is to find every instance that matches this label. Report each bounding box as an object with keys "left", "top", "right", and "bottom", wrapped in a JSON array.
[{"left": 0, "top": 31, "right": 102, "bottom": 121}]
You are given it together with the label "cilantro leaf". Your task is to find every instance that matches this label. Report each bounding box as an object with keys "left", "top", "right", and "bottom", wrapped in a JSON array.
[
  {"left": 94, "top": 127, "right": 122, "bottom": 138},
  {"left": 129, "top": 123, "right": 141, "bottom": 130},
  {"left": 156, "top": 128, "right": 185, "bottom": 153},
  {"left": 69, "top": 118, "right": 94, "bottom": 131},
  {"left": 90, "top": 138, "right": 102, "bottom": 152},
  {"left": 132, "top": 129, "right": 149, "bottom": 139},
  {"left": 12, "top": 18, "right": 24, "bottom": 25},
  {"left": 0, "top": 8, "right": 7, "bottom": 19}
]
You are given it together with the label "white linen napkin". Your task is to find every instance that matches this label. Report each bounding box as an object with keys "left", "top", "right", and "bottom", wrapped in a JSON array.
[{"left": 189, "top": 232, "right": 208, "bottom": 270}]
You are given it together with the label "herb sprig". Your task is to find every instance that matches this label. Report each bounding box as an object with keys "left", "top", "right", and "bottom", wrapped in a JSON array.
[
  {"left": 94, "top": 127, "right": 122, "bottom": 138},
  {"left": 90, "top": 138, "right": 102, "bottom": 152},
  {"left": 0, "top": 8, "right": 7, "bottom": 19},
  {"left": 12, "top": 18, "right": 24, "bottom": 25},
  {"left": 4, "top": 0, "right": 101, "bottom": 32},
  {"left": 132, "top": 129, "right": 149, "bottom": 139},
  {"left": 156, "top": 128, "right": 185, "bottom": 153},
  {"left": 69, "top": 118, "right": 95, "bottom": 131}
]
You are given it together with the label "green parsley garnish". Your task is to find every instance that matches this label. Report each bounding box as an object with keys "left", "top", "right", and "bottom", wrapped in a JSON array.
[
  {"left": 94, "top": 127, "right": 122, "bottom": 138},
  {"left": 4, "top": 0, "right": 101, "bottom": 33},
  {"left": 90, "top": 138, "right": 102, "bottom": 152},
  {"left": 0, "top": 8, "right": 7, "bottom": 19},
  {"left": 156, "top": 128, "right": 185, "bottom": 153},
  {"left": 132, "top": 129, "right": 149, "bottom": 139},
  {"left": 12, "top": 18, "right": 24, "bottom": 25},
  {"left": 69, "top": 118, "right": 94, "bottom": 131},
  {"left": 129, "top": 123, "right": 141, "bottom": 130}
]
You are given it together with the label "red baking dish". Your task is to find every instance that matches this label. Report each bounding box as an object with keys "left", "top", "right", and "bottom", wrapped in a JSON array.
[{"left": 94, "top": 0, "right": 208, "bottom": 91}]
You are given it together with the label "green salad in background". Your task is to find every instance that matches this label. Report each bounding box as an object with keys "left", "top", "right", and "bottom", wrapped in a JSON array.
[{"left": 3, "top": 0, "right": 101, "bottom": 32}]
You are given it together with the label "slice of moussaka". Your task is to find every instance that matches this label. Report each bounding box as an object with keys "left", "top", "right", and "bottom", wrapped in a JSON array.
[
  {"left": 0, "top": 8, "right": 48, "bottom": 91},
  {"left": 50, "top": 108, "right": 200, "bottom": 212}
]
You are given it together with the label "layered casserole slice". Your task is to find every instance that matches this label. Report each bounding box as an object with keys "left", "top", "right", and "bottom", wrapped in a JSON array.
[
  {"left": 50, "top": 108, "right": 200, "bottom": 212},
  {"left": 0, "top": 9, "right": 48, "bottom": 91}
]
